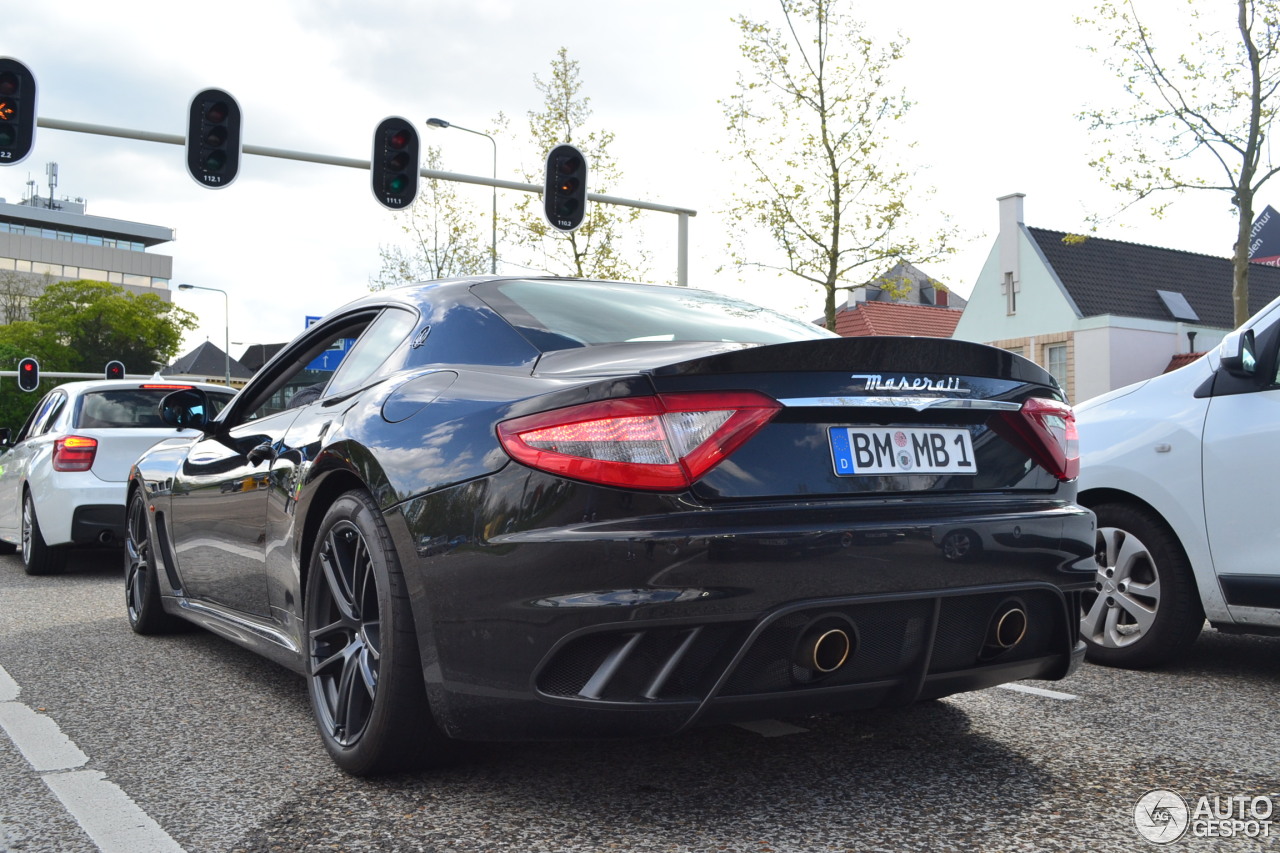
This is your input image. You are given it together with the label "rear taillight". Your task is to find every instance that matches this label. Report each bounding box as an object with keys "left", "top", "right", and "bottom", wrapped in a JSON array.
[
  {"left": 994, "top": 397, "right": 1079, "bottom": 481},
  {"left": 52, "top": 435, "right": 98, "bottom": 472},
  {"left": 497, "top": 391, "right": 782, "bottom": 490}
]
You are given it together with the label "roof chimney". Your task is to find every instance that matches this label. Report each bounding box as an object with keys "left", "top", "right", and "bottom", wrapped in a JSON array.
[{"left": 998, "top": 193, "right": 1025, "bottom": 313}]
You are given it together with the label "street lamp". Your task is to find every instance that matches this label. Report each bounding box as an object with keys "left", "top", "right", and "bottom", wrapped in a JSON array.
[
  {"left": 177, "top": 283, "right": 230, "bottom": 387},
  {"left": 426, "top": 117, "right": 498, "bottom": 274}
]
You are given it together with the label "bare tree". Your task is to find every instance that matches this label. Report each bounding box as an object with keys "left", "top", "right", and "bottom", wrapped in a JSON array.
[
  {"left": 504, "top": 48, "right": 649, "bottom": 281},
  {"left": 0, "top": 270, "right": 44, "bottom": 323},
  {"left": 721, "top": 0, "right": 956, "bottom": 328},
  {"left": 370, "top": 146, "right": 490, "bottom": 290},
  {"left": 1081, "top": 0, "right": 1280, "bottom": 326}
]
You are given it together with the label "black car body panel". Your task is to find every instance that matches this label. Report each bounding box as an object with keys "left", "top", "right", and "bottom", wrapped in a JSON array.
[{"left": 127, "top": 277, "right": 1094, "bottom": 758}]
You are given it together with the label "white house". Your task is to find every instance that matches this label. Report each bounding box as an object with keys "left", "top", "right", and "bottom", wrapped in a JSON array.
[{"left": 952, "top": 193, "right": 1280, "bottom": 403}]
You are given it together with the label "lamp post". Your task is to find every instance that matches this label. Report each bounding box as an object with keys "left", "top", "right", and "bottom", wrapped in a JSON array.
[
  {"left": 426, "top": 117, "right": 498, "bottom": 274},
  {"left": 177, "top": 283, "right": 230, "bottom": 387}
]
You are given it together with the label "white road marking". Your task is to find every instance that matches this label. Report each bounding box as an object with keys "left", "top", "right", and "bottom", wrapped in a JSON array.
[
  {"left": 44, "top": 770, "right": 185, "bottom": 853},
  {"left": 734, "top": 719, "right": 810, "bottom": 737},
  {"left": 0, "top": 702, "right": 89, "bottom": 771},
  {"left": 0, "top": 664, "right": 186, "bottom": 853},
  {"left": 998, "top": 683, "right": 1078, "bottom": 701}
]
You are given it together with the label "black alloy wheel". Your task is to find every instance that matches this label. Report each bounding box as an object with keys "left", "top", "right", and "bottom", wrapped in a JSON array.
[
  {"left": 305, "top": 490, "right": 447, "bottom": 775},
  {"left": 124, "top": 489, "right": 184, "bottom": 634},
  {"left": 21, "top": 492, "right": 65, "bottom": 575}
]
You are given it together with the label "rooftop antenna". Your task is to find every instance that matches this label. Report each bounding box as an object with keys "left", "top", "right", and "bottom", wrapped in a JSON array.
[{"left": 45, "top": 162, "right": 58, "bottom": 210}]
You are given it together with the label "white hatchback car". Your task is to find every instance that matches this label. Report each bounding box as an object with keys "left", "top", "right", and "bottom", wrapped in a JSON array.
[
  {"left": 1076, "top": 294, "right": 1280, "bottom": 667},
  {"left": 0, "top": 378, "right": 235, "bottom": 574}
]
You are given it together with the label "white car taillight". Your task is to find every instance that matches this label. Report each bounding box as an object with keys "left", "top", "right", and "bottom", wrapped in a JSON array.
[{"left": 52, "top": 435, "right": 98, "bottom": 472}]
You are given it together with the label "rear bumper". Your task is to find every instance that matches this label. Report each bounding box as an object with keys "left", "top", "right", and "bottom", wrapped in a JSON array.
[
  {"left": 70, "top": 504, "right": 126, "bottom": 545},
  {"left": 391, "top": 471, "right": 1096, "bottom": 741},
  {"left": 28, "top": 475, "right": 126, "bottom": 547}
]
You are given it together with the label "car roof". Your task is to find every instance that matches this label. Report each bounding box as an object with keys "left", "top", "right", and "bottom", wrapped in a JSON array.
[{"left": 44, "top": 378, "right": 237, "bottom": 396}]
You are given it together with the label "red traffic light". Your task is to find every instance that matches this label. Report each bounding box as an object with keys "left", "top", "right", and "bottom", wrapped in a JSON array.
[
  {"left": 16, "top": 356, "right": 39, "bottom": 392},
  {"left": 105, "top": 360, "right": 125, "bottom": 380}
]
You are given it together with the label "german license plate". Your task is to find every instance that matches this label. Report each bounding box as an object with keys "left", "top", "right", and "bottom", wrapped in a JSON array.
[{"left": 829, "top": 426, "right": 977, "bottom": 476}]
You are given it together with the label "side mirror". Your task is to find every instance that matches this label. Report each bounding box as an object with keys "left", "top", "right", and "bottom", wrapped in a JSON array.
[
  {"left": 0, "top": 428, "right": 10, "bottom": 446},
  {"left": 1219, "top": 328, "right": 1257, "bottom": 378},
  {"left": 160, "top": 388, "right": 213, "bottom": 430}
]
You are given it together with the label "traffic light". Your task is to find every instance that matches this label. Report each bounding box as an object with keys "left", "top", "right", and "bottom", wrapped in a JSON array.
[
  {"left": 0, "top": 57, "right": 37, "bottom": 167},
  {"left": 543, "top": 144, "right": 588, "bottom": 232},
  {"left": 371, "top": 117, "right": 419, "bottom": 210},
  {"left": 16, "top": 357, "right": 38, "bottom": 392},
  {"left": 105, "top": 360, "right": 125, "bottom": 380},
  {"left": 186, "top": 88, "right": 242, "bottom": 188}
]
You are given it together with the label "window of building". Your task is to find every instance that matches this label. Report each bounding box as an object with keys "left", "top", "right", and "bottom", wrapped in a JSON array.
[{"left": 1045, "top": 343, "right": 1068, "bottom": 391}]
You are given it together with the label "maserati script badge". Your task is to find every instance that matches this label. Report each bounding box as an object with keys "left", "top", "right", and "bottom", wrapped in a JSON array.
[{"left": 850, "top": 374, "right": 970, "bottom": 394}]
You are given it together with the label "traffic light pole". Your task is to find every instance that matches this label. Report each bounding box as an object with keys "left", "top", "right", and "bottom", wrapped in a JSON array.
[{"left": 35, "top": 116, "right": 698, "bottom": 285}]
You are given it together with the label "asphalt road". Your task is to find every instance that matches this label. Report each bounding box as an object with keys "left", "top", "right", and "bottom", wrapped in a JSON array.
[{"left": 1, "top": 548, "right": 1277, "bottom": 853}]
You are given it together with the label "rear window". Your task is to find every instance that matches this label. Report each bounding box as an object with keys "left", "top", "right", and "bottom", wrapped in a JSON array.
[
  {"left": 76, "top": 388, "right": 233, "bottom": 428},
  {"left": 473, "top": 279, "right": 832, "bottom": 350}
]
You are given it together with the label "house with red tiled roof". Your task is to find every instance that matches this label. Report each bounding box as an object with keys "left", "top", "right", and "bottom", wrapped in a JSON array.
[
  {"left": 824, "top": 261, "right": 966, "bottom": 339},
  {"left": 833, "top": 300, "right": 962, "bottom": 338},
  {"left": 953, "top": 193, "right": 1280, "bottom": 403}
]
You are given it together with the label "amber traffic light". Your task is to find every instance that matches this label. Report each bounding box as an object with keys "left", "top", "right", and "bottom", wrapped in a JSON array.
[
  {"left": 543, "top": 144, "right": 588, "bottom": 232},
  {"left": 0, "top": 57, "right": 37, "bottom": 167}
]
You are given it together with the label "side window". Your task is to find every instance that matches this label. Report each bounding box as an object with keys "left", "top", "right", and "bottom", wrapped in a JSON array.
[
  {"left": 16, "top": 391, "right": 65, "bottom": 442},
  {"left": 229, "top": 312, "right": 380, "bottom": 424},
  {"left": 325, "top": 308, "right": 419, "bottom": 398}
]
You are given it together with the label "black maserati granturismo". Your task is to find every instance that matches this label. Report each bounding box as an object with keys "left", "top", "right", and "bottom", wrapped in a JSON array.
[{"left": 125, "top": 276, "right": 1095, "bottom": 775}]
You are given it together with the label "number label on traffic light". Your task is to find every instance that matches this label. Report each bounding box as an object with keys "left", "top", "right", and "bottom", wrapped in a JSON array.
[
  {"left": 543, "top": 144, "right": 588, "bottom": 232},
  {"left": 371, "top": 117, "right": 419, "bottom": 210},
  {"left": 17, "top": 357, "right": 39, "bottom": 392},
  {"left": 0, "top": 57, "right": 37, "bottom": 167},
  {"left": 186, "top": 88, "right": 242, "bottom": 188}
]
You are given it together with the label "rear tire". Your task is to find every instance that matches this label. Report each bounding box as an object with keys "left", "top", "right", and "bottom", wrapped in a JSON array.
[
  {"left": 1079, "top": 502, "right": 1204, "bottom": 668},
  {"left": 124, "top": 489, "right": 185, "bottom": 634},
  {"left": 22, "top": 493, "right": 66, "bottom": 576},
  {"left": 305, "top": 490, "right": 451, "bottom": 775}
]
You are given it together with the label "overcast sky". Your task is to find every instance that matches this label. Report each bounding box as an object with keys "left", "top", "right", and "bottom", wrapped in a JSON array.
[{"left": 1, "top": 1, "right": 1249, "bottom": 357}]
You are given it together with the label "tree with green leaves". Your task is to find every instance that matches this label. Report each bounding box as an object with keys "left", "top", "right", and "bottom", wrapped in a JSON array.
[
  {"left": 27, "top": 279, "right": 197, "bottom": 374},
  {"left": 1081, "top": 0, "right": 1280, "bottom": 327},
  {"left": 0, "top": 279, "right": 197, "bottom": 429},
  {"left": 504, "top": 47, "right": 649, "bottom": 281},
  {"left": 370, "top": 146, "right": 492, "bottom": 290},
  {"left": 721, "top": 0, "right": 956, "bottom": 329}
]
